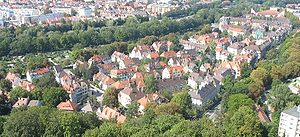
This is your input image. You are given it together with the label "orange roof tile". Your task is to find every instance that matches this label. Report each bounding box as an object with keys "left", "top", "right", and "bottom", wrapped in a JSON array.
[
  {"left": 137, "top": 96, "right": 148, "bottom": 107},
  {"left": 258, "top": 10, "right": 279, "bottom": 16},
  {"left": 112, "top": 80, "right": 130, "bottom": 90},
  {"left": 57, "top": 100, "right": 77, "bottom": 111}
]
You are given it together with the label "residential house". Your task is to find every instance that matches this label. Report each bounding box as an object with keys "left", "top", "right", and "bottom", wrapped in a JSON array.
[
  {"left": 168, "top": 57, "right": 181, "bottom": 67},
  {"left": 98, "top": 63, "right": 117, "bottom": 74},
  {"left": 180, "top": 39, "right": 200, "bottom": 50},
  {"left": 6, "top": 72, "right": 36, "bottom": 92},
  {"left": 110, "top": 66, "right": 137, "bottom": 80},
  {"left": 57, "top": 100, "right": 77, "bottom": 111},
  {"left": 216, "top": 37, "right": 231, "bottom": 48},
  {"left": 88, "top": 55, "right": 111, "bottom": 67},
  {"left": 12, "top": 97, "right": 30, "bottom": 108},
  {"left": 215, "top": 47, "right": 229, "bottom": 61},
  {"left": 146, "top": 52, "right": 160, "bottom": 61},
  {"left": 93, "top": 72, "right": 115, "bottom": 90},
  {"left": 81, "top": 101, "right": 97, "bottom": 113},
  {"left": 200, "top": 63, "right": 212, "bottom": 73},
  {"left": 152, "top": 41, "right": 172, "bottom": 53},
  {"left": 188, "top": 72, "right": 204, "bottom": 90},
  {"left": 129, "top": 45, "right": 151, "bottom": 60},
  {"left": 213, "top": 67, "right": 235, "bottom": 83},
  {"left": 226, "top": 25, "right": 246, "bottom": 37},
  {"left": 119, "top": 57, "right": 135, "bottom": 69},
  {"left": 5, "top": 72, "right": 21, "bottom": 88},
  {"left": 160, "top": 51, "right": 177, "bottom": 58},
  {"left": 118, "top": 87, "right": 144, "bottom": 108},
  {"left": 112, "top": 80, "right": 131, "bottom": 90},
  {"left": 278, "top": 106, "right": 300, "bottom": 137},
  {"left": 26, "top": 67, "right": 50, "bottom": 82},
  {"left": 162, "top": 66, "right": 184, "bottom": 79},
  {"left": 189, "top": 77, "right": 220, "bottom": 106},
  {"left": 227, "top": 42, "right": 246, "bottom": 56},
  {"left": 137, "top": 93, "right": 168, "bottom": 113},
  {"left": 27, "top": 100, "right": 42, "bottom": 107},
  {"left": 219, "top": 61, "right": 241, "bottom": 78},
  {"left": 63, "top": 79, "right": 91, "bottom": 104},
  {"left": 111, "top": 51, "right": 127, "bottom": 63},
  {"left": 100, "top": 106, "right": 126, "bottom": 124}
]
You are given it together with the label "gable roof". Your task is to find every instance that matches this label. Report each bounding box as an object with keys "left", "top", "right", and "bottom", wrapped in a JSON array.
[
  {"left": 57, "top": 100, "right": 77, "bottom": 111},
  {"left": 120, "top": 87, "right": 144, "bottom": 101},
  {"left": 13, "top": 97, "right": 30, "bottom": 108},
  {"left": 112, "top": 80, "right": 130, "bottom": 90}
]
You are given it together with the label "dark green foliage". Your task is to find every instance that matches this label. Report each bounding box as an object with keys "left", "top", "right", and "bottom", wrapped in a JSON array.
[
  {"left": 1, "top": 107, "right": 100, "bottom": 137},
  {"left": 144, "top": 74, "right": 157, "bottom": 93},
  {"left": 0, "top": 79, "right": 12, "bottom": 92},
  {"left": 42, "top": 87, "right": 69, "bottom": 107},
  {"left": 33, "top": 73, "right": 59, "bottom": 89},
  {"left": 9, "top": 87, "right": 32, "bottom": 102},
  {"left": 102, "top": 87, "right": 119, "bottom": 108},
  {"left": 0, "top": 95, "right": 10, "bottom": 115}
]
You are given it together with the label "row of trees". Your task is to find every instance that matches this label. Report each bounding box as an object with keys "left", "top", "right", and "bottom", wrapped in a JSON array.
[
  {"left": 221, "top": 31, "right": 300, "bottom": 136},
  {"left": 0, "top": 0, "right": 264, "bottom": 58},
  {"left": 0, "top": 11, "right": 213, "bottom": 57},
  {"left": 0, "top": 107, "right": 100, "bottom": 137}
]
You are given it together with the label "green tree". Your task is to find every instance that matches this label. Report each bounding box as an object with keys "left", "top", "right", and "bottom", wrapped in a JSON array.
[
  {"left": 240, "top": 63, "right": 252, "bottom": 78},
  {"left": 0, "top": 79, "right": 12, "bottom": 93},
  {"left": 144, "top": 74, "right": 157, "bottom": 93},
  {"left": 153, "top": 115, "right": 183, "bottom": 134},
  {"left": 126, "top": 101, "right": 139, "bottom": 118},
  {"left": 250, "top": 67, "right": 270, "bottom": 85},
  {"left": 102, "top": 87, "right": 119, "bottom": 108},
  {"left": 45, "top": 111, "right": 100, "bottom": 137},
  {"left": 226, "top": 94, "right": 254, "bottom": 113},
  {"left": 2, "top": 108, "right": 45, "bottom": 137},
  {"left": 9, "top": 87, "right": 31, "bottom": 102},
  {"left": 171, "top": 91, "right": 192, "bottom": 110},
  {"left": 200, "top": 116, "right": 223, "bottom": 137},
  {"left": 163, "top": 120, "right": 201, "bottom": 137},
  {"left": 0, "top": 116, "right": 5, "bottom": 134},
  {"left": 224, "top": 106, "right": 263, "bottom": 137},
  {"left": 154, "top": 102, "right": 182, "bottom": 115},
  {"left": 42, "top": 87, "right": 69, "bottom": 107},
  {"left": 0, "top": 95, "right": 10, "bottom": 115},
  {"left": 33, "top": 73, "right": 59, "bottom": 89},
  {"left": 83, "top": 122, "right": 121, "bottom": 137}
]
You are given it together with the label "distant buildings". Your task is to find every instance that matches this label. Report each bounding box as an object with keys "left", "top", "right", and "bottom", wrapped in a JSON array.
[{"left": 278, "top": 106, "right": 300, "bottom": 137}]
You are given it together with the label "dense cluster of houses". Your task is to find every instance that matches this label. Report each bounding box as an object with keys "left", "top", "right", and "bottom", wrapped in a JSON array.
[
  {"left": 3, "top": 8, "right": 292, "bottom": 124},
  {"left": 0, "top": 0, "right": 188, "bottom": 27}
]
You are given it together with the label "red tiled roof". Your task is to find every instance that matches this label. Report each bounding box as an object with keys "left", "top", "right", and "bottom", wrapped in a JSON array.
[
  {"left": 57, "top": 100, "right": 77, "bottom": 111},
  {"left": 258, "top": 10, "right": 279, "bottom": 16}
]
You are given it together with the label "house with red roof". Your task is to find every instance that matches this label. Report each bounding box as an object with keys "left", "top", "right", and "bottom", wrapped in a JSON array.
[
  {"left": 26, "top": 67, "right": 50, "bottom": 82},
  {"left": 118, "top": 87, "right": 144, "bottom": 108},
  {"left": 129, "top": 45, "right": 151, "bottom": 60},
  {"left": 100, "top": 106, "right": 126, "bottom": 124},
  {"left": 57, "top": 100, "right": 77, "bottom": 111},
  {"left": 162, "top": 66, "right": 184, "bottom": 79}
]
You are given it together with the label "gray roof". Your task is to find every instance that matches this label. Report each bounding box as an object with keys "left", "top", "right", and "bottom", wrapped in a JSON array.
[
  {"left": 27, "top": 100, "right": 42, "bottom": 107},
  {"left": 120, "top": 87, "right": 144, "bottom": 101},
  {"left": 282, "top": 106, "right": 300, "bottom": 118},
  {"left": 189, "top": 78, "right": 220, "bottom": 103}
]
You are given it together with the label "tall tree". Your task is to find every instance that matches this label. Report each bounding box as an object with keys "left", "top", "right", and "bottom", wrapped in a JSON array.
[
  {"left": 42, "top": 87, "right": 69, "bottom": 107},
  {"left": 102, "top": 87, "right": 119, "bottom": 108},
  {"left": 144, "top": 74, "right": 157, "bottom": 93},
  {"left": 0, "top": 79, "right": 12, "bottom": 93},
  {"left": 171, "top": 91, "right": 192, "bottom": 110},
  {"left": 224, "top": 106, "right": 263, "bottom": 137}
]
